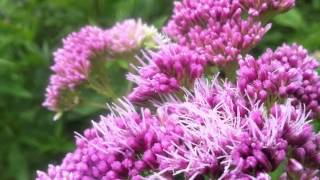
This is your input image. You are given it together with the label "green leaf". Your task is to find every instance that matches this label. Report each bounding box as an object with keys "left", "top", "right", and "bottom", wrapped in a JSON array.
[
  {"left": 270, "top": 161, "right": 285, "bottom": 179},
  {"left": 0, "top": 58, "right": 15, "bottom": 69},
  {"left": 313, "top": 120, "right": 320, "bottom": 132},
  {"left": 153, "top": 16, "right": 169, "bottom": 28},
  {"left": 274, "top": 9, "right": 304, "bottom": 29},
  {"left": 0, "top": 83, "right": 32, "bottom": 98},
  {"left": 116, "top": 59, "right": 129, "bottom": 69},
  {"left": 8, "top": 144, "right": 29, "bottom": 180}
]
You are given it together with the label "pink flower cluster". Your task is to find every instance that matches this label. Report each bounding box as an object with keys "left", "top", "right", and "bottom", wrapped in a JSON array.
[
  {"left": 128, "top": 44, "right": 206, "bottom": 102},
  {"left": 127, "top": 0, "right": 297, "bottom": 102},
  {"left": 282, "top": 132, "right": 320, "bottom": 179},
  {"left": 38, "top": 80, "right": 320, "bottom": 179},
  {"left": 155, "top": 79, "right": 319, "bottom": 179},
  {"left": 107, "top": 19, "right": 165, "bottom": 53},
  {"left": 240, "top": 0, "right": 295, "bottom": 16},
  {"left": 37, "top": 101, "right": 182, "bottom": 180},
  {"left": 238, "top": 44, "right": 320, "bottom": 117},
  {"left": 164, "top": 0, "right": 271, "bottom": 66},
  {"left": 43, "top": 20, "right": 164, "bottom": 112},
  {"left": 36, "top": 128, "right": 111, "bottom": 179},
  {"left": 43, "top": 26, "right": 108, "bottom": 111}
]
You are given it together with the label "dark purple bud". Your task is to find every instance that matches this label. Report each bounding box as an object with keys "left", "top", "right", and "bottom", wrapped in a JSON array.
[
  {"left": 246, "top": 156, "right": 257, "bottom": 169},
  {"left": 293, "top": 148, "right": 306, "bottom": 162},
  {"left": 273, "top": 149, "right": 286, "bottom": 167},
  {"left": 144, "top": 131, "right": 156, "bottom": 148},
  {"left": 250, "top": 110, "right": 264, "bottom": 128},
  {"left": 127, "top": 137, "right": 141, "bottom": 150},
  {"left": 239, "top": 144, "right": 250, "bottom": 155},
  {"left": 253, "top": 150, "right": 272, "bottom": 171}
]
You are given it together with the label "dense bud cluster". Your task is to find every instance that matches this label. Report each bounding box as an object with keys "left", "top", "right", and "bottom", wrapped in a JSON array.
[
  {"left": 238, "top": 44, "right": 320, "bottom": 117},
  {"left": 164, "top": 0, "right": 271, "bottom": 66},
  {"left": 43, "top": 20, "right": 164, "bottom": 112},
  {"left": 128, "top": 44, "right": 206, "bottom": 101}
]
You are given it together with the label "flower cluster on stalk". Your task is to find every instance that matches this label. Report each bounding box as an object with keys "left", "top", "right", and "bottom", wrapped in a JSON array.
[{"left": 43, "top": 19, "right": 165, "bottom": 112}]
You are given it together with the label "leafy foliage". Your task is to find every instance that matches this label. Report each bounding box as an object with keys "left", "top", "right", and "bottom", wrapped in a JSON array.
[{"left": 0, "top": 0, "right": 318, "bottom": 179}]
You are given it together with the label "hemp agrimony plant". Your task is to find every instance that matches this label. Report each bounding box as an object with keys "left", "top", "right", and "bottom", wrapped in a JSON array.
[{"left": 38, "top": 1, "right": 320, "bottom": 179}]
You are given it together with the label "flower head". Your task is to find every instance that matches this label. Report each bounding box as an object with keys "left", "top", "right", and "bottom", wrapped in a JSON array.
[
  {"left": 107, "top": 19, "right": 168, "bottom": 53},
  {"left": 164, "top": 0, "right": 271, "bottom": 66},
  {"left": 43, "top": 26, "right": 108, "bottom": 111},
  {"left": 155, "top": 78, "right": 314, "bottom": 179},
  {"left": 237, "top": 43, "right": 320, "bottom": 117},
  {"left": 36, "top": 128, "right": 113, "bottom": 179},
  {"left": 38, "top": 78, "right": 319, "bottom": 179},
  {"left": 43, "top": 20, "right": 167, "bottom": 112},
  {"left": 240, "top": 0, "right": 295, "bottom": 17},
  {"left": 37, "top": 100, "right": 179, "bottom": 179},
  {"left": 128, "top": 44, "right": 206, "bottom": 102}
]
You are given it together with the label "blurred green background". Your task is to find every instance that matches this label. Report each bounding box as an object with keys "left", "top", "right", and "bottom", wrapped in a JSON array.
[{"left": 0, "top": 0, "right": 319, "bottom": 179}]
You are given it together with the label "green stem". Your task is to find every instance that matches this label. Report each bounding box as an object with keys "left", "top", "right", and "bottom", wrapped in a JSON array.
[
  {"left": 220, "top": 61, "right": 239, "bottom": 83},
  {"left": 86, "top": 100, "right": 106, "bottom": 109},
  {"left": 88, "top": 80, "right": 116, "bottom": 99},
  {"left": 93, "top": 0, "right": 101, "bottom": 18}
]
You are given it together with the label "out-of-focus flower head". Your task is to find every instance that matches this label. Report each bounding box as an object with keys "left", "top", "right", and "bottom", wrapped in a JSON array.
[
  {"left": 43, "top": 19, "right": 168, "bottom": 113},
  {"left": 107, "top": 19, "right": 169, "bottom": 53},
  {"left": 237, "top": 43, "right": 320, "bottom": 117},
  {"left": 43, "top": 26, "right": 108, "bottom": 112},
  {"left": 239, "top": 0, "right": 295, "bottom": 17},
  {"left": 164, "top": 0, "right": 271, "bottom": 66},
  {"left": 128, "top": 44, "right": 206, "bottom": 102}
]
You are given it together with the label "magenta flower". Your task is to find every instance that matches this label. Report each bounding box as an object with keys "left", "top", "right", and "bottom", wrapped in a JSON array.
[
  {"left": 43, "top": 26, "right": 108, "bottom": 111},
  {"left": 190, "top": 77, "right": 248, "bottom": 116},
  {"left": 281, "top": 129, "right": 320, "bottom": 179},
  {"left": 240, "top": 0, "right": 295, "bottom": 17},
  {"left": 164, "top": 0, "right": 271, "bottom": 66},
  {"left": 281, "top": 158, "right": 319, "bottom": 179},
  {"left": 38, "top": 79, "right": 319, "bottom": 179},
  {"left": 37, "top": 100, "right": 179, "bottom": 179},
  {"left": 43, "top": 20, "right": 167, "bottom": 112},
  {"left": 36, "top": 128, "right": 119, "bottom": 180},
  {"left": 237, "top": 43, "right": 320, "bottom": 117},
  {"left": 156, "top": 79, "right": 315, "bottom": 179},
  {"left": 128, "top": 44, "right": 206, "bottom": 102}
]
